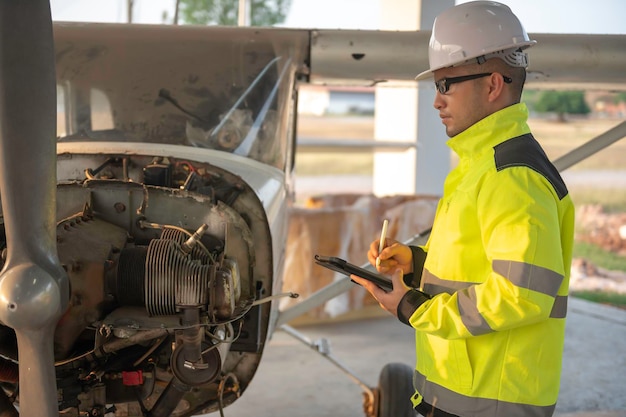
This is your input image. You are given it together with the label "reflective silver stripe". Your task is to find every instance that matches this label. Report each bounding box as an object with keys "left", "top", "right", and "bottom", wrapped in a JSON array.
[
  {"left": 457, "top": 286, "right": 493, "bottom": 336},
  {"left": 414, "top": 370, "right": 556, "bottom": 417},
  {"left": 422, "top": 269, "right": 476, "bottom": 295},
  {"left": 492, "top": 260, "right": 564, "bottom": 297},
  {"left": 550, "top": 295, "right": 568, "bottom": 318},
  {"left": 458, "top": 290, "right": 567, "bottom": 335},
  {"left": 423, "top": 265, "right": 566, "bottom": 322}
]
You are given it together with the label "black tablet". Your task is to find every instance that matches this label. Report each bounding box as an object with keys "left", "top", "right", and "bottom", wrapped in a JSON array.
[{"left": 314, "top": 254, "right": 393, "bottom": 291}]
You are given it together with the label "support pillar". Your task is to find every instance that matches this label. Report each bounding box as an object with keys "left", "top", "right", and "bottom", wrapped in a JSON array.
[{"left": 373, "top": 0, "right": 453, "bottom": 197}]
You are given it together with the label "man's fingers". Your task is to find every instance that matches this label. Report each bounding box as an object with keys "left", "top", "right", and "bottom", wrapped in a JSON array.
[
  {"left": 350, "top": 274, "right": 383, "bottom": 296},
  {"left": 389, "top": 268, "right": 410, "bottom": 293}
]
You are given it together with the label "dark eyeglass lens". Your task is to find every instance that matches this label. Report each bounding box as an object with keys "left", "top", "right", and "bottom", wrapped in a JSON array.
[
  {"left": 435, "top": 80, "right": 447, "bottom": 94},
  {"left": 434, "top": 73, "right": 495, "bottom": 94}
]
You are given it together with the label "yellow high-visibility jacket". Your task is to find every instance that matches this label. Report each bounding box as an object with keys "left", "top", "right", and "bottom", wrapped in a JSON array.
[{"left": 398, "top": 103, "right": 575, "bottom": 417}]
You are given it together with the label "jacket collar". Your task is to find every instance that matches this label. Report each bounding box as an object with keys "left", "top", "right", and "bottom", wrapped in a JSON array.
[{"left": 446, "top": 103, "right": 532, "bottom": 159}]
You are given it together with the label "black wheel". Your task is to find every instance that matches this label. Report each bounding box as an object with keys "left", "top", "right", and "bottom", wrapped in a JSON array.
[{"left": 377, "top": 362, "right": 416, "bottom": 417}]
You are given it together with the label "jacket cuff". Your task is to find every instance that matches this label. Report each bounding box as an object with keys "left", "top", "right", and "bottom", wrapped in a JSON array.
[
  {"left": 397, "top": 289, "right": 431, "bottom": 326},
  {"left": 407, "top": 246, "right": 427, "bottom": 288}
]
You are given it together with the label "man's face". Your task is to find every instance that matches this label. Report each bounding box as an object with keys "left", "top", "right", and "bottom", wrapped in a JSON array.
[{"left": 432, "top": 66, "right": 492, "bottom": 138}]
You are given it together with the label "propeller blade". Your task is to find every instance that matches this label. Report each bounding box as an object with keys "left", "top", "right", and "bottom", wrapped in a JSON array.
[{"left": 0, "top": 1, "right": 69, "bottom": 416}]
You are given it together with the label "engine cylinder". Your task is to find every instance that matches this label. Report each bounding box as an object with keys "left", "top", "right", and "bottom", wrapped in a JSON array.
[{"left": 145, "top": 239, "right": 212, "bottom": 316}]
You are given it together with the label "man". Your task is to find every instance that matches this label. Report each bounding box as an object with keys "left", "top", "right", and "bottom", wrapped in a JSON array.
[{"left": 351, "top": 2, "right": 575, "bottom": 417}]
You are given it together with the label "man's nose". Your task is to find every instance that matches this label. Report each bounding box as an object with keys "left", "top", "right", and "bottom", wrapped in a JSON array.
[{"left": 433, "top": 93, "right": 444, "bottom": 110}]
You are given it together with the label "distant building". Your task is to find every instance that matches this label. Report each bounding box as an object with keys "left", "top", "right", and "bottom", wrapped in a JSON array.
[
  {"left": 586, "top": 91, "right": 626, "bottom": 118},
  {"left": 594, "top": 100, "right": 626, "bottom": 118},
  {"left": 298, "top": 85, "right": 375, "bottom": 116},
  {"left": 297, "top": 85, "right": 330, "bottom": 116}
]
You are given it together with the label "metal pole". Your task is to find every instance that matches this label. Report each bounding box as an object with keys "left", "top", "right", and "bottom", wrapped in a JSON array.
[
  {"left": 127, "top": 0, "right": 134, "bottom": 23},
  {"left": 238, "top": 0, "right": 251, "bottom": 26},
  {"left": 553, "top": 120, "right": 626, "bottom": 172},
  {"left": 280, "top": 324, "right": 375, "bottom": 399},
  {"left": 173, "top": 0, "right": 180, "bottom": 25}
]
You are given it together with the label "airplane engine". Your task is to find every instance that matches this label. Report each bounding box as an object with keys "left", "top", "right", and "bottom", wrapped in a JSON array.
[{"left": 0, "top": 151, "right": 278, "bottom": 417}]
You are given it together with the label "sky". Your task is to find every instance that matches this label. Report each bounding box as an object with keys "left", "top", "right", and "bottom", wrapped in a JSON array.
[{"left": 50, "top": 0, "right": 626, "bottom": 34}]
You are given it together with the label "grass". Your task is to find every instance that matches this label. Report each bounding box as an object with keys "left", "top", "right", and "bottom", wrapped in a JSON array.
[
  {"left": 529, "top": 117, "right": 626, "bottom": 171},
  {"left": 573, "top": 241, "right": 626, "bottom": 272},
  {"left": 295, "top": 152, "right": 373, "bottom": 176},
  {"left": 570, "top": 290, "right": 626, "bottom": 309},
  {"left": 571, "top": 240, "right": 626, "bottom": 309},
  {"left": 569, "top": 186, "right": 626, "bottom": 213},
  {"left": 571, "top": 241, "right": 626, "bottom": 308}
]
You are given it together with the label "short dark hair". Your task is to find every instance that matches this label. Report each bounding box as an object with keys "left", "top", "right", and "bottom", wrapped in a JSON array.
[
  {"left": 508, "top": 66, "right": 527, "bottom": 101},
  {"left": 480, "top": 58, "right": 526, "bottom": 103}
]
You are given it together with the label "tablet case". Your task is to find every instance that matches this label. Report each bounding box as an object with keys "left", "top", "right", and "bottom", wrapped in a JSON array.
[{"left": 314, "top": 254, "right": 393, "bottom": 291}]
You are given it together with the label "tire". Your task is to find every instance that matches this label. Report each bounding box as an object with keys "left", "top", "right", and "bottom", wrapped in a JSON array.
[{"left": 377, "top": 362, "right": 416, "bottom": 417}]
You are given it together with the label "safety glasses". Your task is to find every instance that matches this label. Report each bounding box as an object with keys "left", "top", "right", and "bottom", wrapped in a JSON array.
[{"left": 434, "top": 73, "right": 512, "bottom": 94}]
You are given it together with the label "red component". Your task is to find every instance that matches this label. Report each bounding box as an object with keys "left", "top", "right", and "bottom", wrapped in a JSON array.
[
  {"left": 0, "top": 359, "right": 18, "bottom": 383},
  {"left": 122, "top": 370, "right": 143, "bottom": 386}
]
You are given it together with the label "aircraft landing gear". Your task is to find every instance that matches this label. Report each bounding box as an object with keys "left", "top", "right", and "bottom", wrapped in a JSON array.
[
  {"left": 376, "top": 362, "right": 416, "bottom": 417},
  {"left": 280, "top": 325, "right": 416, "bottom": 417}
]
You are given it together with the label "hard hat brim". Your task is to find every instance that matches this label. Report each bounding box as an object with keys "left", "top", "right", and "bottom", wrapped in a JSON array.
[{"left": 415, "top": 68, "right": 435, "bottom": 81}]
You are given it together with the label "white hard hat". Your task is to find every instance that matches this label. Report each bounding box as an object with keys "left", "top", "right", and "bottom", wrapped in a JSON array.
[{"left": 415, "top": 1, "right": 536, "bottom": 80}]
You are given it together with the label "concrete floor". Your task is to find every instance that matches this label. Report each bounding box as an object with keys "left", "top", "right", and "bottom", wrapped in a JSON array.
[{"left": 209, "top": 297, "right": 626, "bottom": 417}]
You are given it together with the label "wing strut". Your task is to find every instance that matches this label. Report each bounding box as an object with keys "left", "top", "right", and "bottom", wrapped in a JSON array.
[{"left": 553, "top": 120, "right": 626, "bottom": 172}]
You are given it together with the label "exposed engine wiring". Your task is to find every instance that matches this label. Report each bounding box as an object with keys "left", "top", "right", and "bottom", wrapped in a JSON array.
[
  {"left": 217, "top": 372, "right": 240, "bottom": 417},
  {"left": 55, "top": 329, "right": 169, "bottom": 367},
  {"left": 137, "top": 220, "right": 213, "bottom": 259},
  {"left": 55, "top": 318, "right": 245, "bottom": 368},
  {"left": 133, "top": 337, "right": 168, "bottom": 368},
  {"left": 84, "top": 157, "right": 114, "bottom": 180},
  {"left": 135, "top": 183, "right": 149, "bottom": 216},
  {"left": 251, "top": 291, "right": 299, "bottom": 306},
  {"left": 54, "top": 349, "right": 95, "bottom": 367},
  {"left": 201, "top": 322, "right": 242, "bottom": 356}
]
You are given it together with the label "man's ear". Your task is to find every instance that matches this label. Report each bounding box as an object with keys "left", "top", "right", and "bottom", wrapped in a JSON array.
[{"left": 486, "top": 72, "right": 507, "bottom": 103}]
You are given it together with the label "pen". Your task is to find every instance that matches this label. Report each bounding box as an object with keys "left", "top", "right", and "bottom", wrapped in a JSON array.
[{"left": 376, "top": 219, "right": 389, "bottom": 267}]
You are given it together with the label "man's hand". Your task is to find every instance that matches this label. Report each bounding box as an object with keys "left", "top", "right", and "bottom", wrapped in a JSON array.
[
  {"left": 351, "top": 269, "right": 409, "bottom": 317},
  {"left": 368, "top": 239, "right": 414, "bottom": 275}
]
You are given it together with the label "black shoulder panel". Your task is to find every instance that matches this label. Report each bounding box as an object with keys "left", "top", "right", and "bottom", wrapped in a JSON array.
[{"left": 493, "top": 134, "right": 568, "bottom": 200}]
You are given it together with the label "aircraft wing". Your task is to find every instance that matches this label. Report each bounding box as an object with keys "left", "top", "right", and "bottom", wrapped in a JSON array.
[{"left": 307, "top": 30, "right": 626, "bottom": 91}]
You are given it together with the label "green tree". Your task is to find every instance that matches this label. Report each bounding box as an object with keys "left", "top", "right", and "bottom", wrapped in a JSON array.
[
  {"left": 534, "top": 90, "right": 590, "bottom": 122},
  {"left": 176, "top": 0, "right": 291, "bottom": 26}
]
